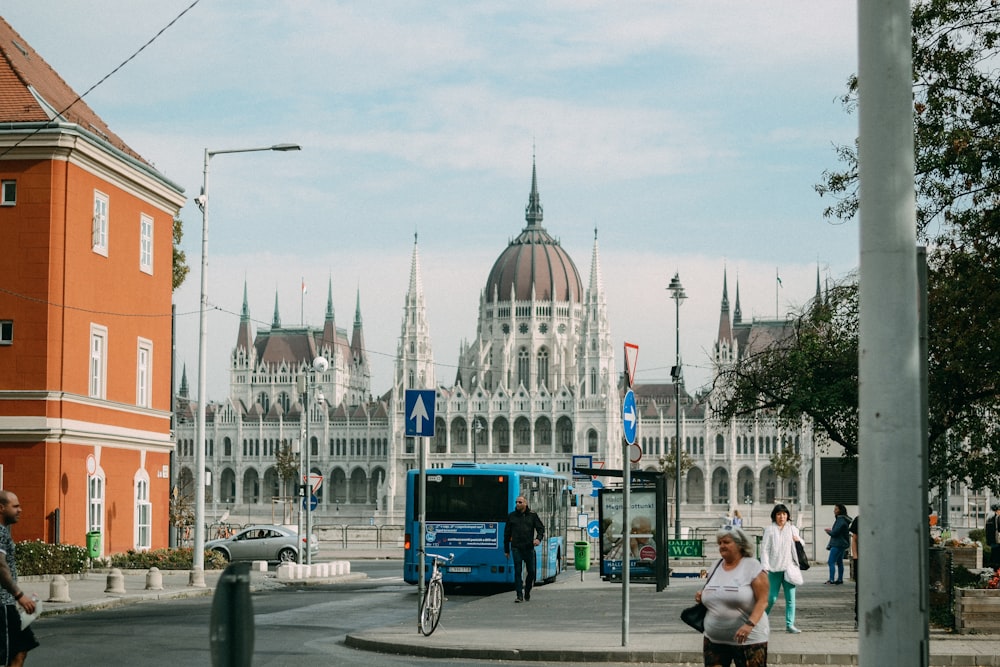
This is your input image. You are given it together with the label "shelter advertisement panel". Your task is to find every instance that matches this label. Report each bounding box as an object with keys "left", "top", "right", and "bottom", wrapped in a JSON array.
[{"left": 598, "top": 487, "right": 658, "bottom": 580}]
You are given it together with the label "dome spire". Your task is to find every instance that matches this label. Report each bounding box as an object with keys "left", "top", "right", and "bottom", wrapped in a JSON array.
[{"left": 525, "top": 153, "right": 543, "bottom": 227}]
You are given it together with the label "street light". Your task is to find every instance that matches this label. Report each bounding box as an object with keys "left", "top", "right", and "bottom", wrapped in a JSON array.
[
  {"left": 668, "top": 272, "right": 686, "bottom": 540},
  {"left": 298, "top": 355, "right": 328, "bottom": 566},
  {"left": 192, "top": 143, "right": 301, "bottom": 584}
]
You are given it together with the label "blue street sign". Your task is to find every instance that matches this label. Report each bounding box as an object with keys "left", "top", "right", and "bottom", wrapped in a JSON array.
[
  {"left": 622, "top": 389, "right": 637, "bottom": 445},
  {"left": 587, "top": 520, "right": 601, "bottom": 539},
  {"left": 591, "top": 479, "right": 604, "bottom": 497},
  {"left": 302, "top": 494, "right": 318, "bottom": 511},
  {"left": 404, "top": 389, "right": 436, "bottom": 437}
]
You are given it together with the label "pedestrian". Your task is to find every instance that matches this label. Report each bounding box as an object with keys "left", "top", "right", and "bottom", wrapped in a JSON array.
[
  {"left": 731, "top": 510, "right": 744, "bottom": 528},
  {"left": 849, "top": 514, "right": 860, "bottom": 629},
  {"left": 760, "top": 503, "right": 803, "bottom": 633},
  {"left": 0, "top": 490, "right": 39, "bottom": 666},
  {"left": 986, "top": 503, "right": 1000, "bottom": 571},
  {"left": 503, "top": 495, "right": 544, "bottom": 603},
  {"left": 695, "top": 525, "right": 769, "bottom": 667},
  {"left": 824, "top": 503, "right": 851, "bottom": 585}
]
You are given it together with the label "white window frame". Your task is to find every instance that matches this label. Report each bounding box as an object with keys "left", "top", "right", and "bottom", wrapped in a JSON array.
[
  {"left": 136, "top": 338, "right": 152, "bottom": 407},
  {"left": 134, "top": 472, "right": 151, "bottom": 551},
  {"left": 90, "top": 324, "right": 108, "bottom": 399},
  {"left": 93, "top": 190, "right": 109, "bottom": 255},
  {"left": 1, "top": 180, "right": 15, "bottom": 206},
  {"left": 88, "top": 469, "right": 105, "bottom": 539},
  {"left": 139, "top": 214, "right": 153, "bottom": 274}
]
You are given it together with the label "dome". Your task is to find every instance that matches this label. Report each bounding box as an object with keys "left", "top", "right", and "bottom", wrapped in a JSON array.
[{"left": 484, "top": 164, "right": 583, "bottom": 304}]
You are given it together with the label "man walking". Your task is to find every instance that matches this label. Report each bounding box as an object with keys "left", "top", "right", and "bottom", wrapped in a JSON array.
[
  {"left": 503, "top": 496, "right": 544, "bottom": 603},
  {"left": 0, "top": 490, "right": 39, "bottom": 666}
]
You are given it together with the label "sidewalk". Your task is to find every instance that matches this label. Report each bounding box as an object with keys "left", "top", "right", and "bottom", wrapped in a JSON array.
[
  {"left": 19, "top": 563, "right": 367, "bottom": 617},
  {"left": 346, "top": 565, "right": 1000, "bottom": 666}
]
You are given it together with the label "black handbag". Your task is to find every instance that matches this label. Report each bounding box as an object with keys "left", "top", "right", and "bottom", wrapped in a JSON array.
[
  {"left": 794, "top": 540, "right": 810, "bottom": 570},
  {"left": 680, "top": 602, "right": 708, "bottom": 632},
  {"left": 680, "top": 559, "right": 722, "bottom": 633}
]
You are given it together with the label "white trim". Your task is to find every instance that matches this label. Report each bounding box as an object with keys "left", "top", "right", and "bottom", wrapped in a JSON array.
[
  {"left": 139, "top": 213, "right": 153, "bottom": 274},
  {"left": 136, "top": 338, "right": 153, "bottom": 408},
  {"left": 89, "top": 324, "right": 108, "bottom": 399}
]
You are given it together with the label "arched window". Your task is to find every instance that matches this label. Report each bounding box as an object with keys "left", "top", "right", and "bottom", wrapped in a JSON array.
[
  {"left": 517, "top": 347, "right": 530, "bottom": 388},
  {"left": 715, "top": 434, "right": 725, "bottom": 455},
  {"left": 257, "top": 392, "right": 270, "bottom": 413},
  {"left": 536, "top": 348, "right": 549, "bottom": 389}
]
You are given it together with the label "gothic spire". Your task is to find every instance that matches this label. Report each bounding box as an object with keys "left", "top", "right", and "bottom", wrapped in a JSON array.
[
  {"left": 524, "top": 154, "right": 543, "bottom": 227},
  {"left": 734, "top": 277, "right": 743, "bottom": 325},
  {"left": 272, "top": 289, "right": 281, "bottom": 328}
]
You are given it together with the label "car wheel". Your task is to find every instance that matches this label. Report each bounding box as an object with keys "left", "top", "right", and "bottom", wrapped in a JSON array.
[
  {"left": 212, "top": 548, "right": 231, "bottom": 563},
  {"left": 278, "top": 547, "right": 297, "bottom": 563}
]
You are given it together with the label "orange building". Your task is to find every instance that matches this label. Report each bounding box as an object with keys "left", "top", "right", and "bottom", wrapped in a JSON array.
[{"left": 0, "top": 18, "right": 184, "bottom": 555}]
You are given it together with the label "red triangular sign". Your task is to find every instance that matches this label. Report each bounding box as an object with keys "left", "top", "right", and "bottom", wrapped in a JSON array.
[{"left": 624, "top": 342, "right": 639, "bottom": 387}]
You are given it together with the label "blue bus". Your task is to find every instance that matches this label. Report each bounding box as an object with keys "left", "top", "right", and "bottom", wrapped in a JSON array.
[{"left": 403, "top": 463, "right": 569, "bottom": 586}]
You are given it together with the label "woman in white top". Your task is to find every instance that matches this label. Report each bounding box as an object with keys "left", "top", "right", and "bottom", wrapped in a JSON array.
[
  {"left": 760, "top": 502, "right": 804, "bottom": 633},
  {"left": 696, "top": 525, "right": 770, "bottom": 666}
]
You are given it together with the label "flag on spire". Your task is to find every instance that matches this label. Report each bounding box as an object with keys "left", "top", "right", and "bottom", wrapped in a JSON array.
[{"left": 301, "top": 277, "right": 308, "bottom": 295}]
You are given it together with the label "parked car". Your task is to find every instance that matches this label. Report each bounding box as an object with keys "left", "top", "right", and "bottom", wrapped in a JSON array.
[{"left": 205, "top": 524, "right": 319, "bottom": 563}]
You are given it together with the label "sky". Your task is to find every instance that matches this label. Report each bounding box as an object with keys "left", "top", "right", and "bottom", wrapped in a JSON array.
[{"left": 4, "top": 2, "right": 861, "bottom": 401}]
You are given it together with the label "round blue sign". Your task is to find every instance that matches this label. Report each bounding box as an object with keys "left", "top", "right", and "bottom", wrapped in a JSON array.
[
  {"left": 622, "top": 389, "right": 637, "bottom": 444},
  {"left": 587, "top": 520, "right": 601, "bottom": 539},
  {"left": 302, "top": 494, "right": 319, "bottom": 511}
]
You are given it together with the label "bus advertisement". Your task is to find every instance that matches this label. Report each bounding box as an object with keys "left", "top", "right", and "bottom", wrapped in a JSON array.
[{"left": 404, "top": 463, "right": 568, "bottom": 586}]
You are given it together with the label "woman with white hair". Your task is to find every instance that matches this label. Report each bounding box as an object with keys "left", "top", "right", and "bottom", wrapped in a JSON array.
[{"left": 695, "top": 525, "right": 770, "bottom": 666}]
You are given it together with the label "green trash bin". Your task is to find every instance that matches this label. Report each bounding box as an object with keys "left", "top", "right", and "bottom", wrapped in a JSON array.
[
  {"left": 86, "top": 531, "right": 101, "bottom": 559},
  {"left": 574, "top": 541, "right": 590, "bottom": 571}
]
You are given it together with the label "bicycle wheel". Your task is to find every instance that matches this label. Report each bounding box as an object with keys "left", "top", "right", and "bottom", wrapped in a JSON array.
[{"left": 419, "top": 579, "right": 444, "bottom": 636}]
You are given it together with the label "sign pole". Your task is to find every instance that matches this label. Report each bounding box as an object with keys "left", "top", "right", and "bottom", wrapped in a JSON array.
[
  {"left": 621, "top": 435, "right": 630, "bottom": 647},
  {"left": 418, "top": 434, "right": 426, "bottom": 605}
]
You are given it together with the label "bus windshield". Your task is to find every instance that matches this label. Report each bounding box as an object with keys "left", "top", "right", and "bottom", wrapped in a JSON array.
[{"left": 425, "top": 474, "right": 508, "bottom": 523}]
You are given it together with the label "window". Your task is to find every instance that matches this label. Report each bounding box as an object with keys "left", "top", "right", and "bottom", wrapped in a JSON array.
[
  {"left": 90, "top": 325, "right": 108, "bottom": 399},
  {"left": 517, "top": 347, "right": 530, "bottom": 388},
  {"left": 1, "top": 180, "right": 15, "bottom": 206},
  {"left": 0, "top": 320, "right": 11, "bottom": 345},
  {"left": 134, "top": 473, "right": 151, "bottom": 551},
  {"left": 93, "top": 191, "right": 109, "bottom": 255},
  {"left": 139, "top": 214, "right": 153, "bottom": 273},
  {"left": 88, "top": 468, "right": 105, "bottom": 542},
  {"left": 136, "top": 338, "right": 152, "bottom": 407}
]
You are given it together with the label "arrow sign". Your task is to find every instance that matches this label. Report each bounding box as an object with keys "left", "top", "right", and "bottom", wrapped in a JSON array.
[
  {"left": 622, "top": 389, "right": 637, "bottom": 445},
  {"left": 405, "top": 389, "right": 436, "bottom": 437}
]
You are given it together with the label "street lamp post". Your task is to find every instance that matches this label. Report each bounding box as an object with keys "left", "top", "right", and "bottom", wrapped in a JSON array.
[
  {"left": 668, "top": 273, "right": 686, "bottom": 540},
  {"left": 192, "top": 143, "right": 301, "bottom": 584},
  {"left": 298, "top": 356, "right": 328, "bottom": 566}
]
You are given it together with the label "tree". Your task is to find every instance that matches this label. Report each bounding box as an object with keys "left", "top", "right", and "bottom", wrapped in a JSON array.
[
  {"left": 172, "top": 216, "right": 189, "bottom": 290},
  {"left": 657, "top": 451, "right": 696, "bottom": 480},
  {"left": 810, "top": 0, "right": 1000, "bottom": 492},
  {"left": 275, "top": 439, "right": 300, "bottom": 497},
  {"left": 712, "top": 280, "right": 860, "bottom": 456}
]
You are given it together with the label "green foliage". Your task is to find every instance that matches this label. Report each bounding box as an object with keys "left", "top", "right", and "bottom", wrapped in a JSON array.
[
  {"left": 172, "top": 216, "right": 189, "bottom": 290},
  {"left": 712, "top": 280, "right": 860, "bottom": 456},
  {"left": 657, "top": 450, "right": 695, "bottom": 479},
  {"left": 770, "top": 446, "right": 802, "bottom": 481},
  {"left": 105, "top": 547, "right": 226, "bottom": 570},
  {"left": 14, "top": 541, "right": 87, "bottom": 576}
]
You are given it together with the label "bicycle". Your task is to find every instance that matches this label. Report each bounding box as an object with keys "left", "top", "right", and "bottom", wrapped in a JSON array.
[{"left": 418, "top": 552, "right": 453, "bottom": 636}]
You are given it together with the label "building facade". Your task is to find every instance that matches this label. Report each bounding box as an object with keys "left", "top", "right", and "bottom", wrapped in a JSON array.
[
  {"left": 0, "top": 19, "right": 185, "bottom": 554},
  {"left": 174, "top": 161, "right": 827, "bottom": 533}
]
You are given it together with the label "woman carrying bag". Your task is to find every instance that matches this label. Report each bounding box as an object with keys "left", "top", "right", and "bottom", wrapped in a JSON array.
[{"left": 760, "top": 503, "right": 804, "bottom": 634}]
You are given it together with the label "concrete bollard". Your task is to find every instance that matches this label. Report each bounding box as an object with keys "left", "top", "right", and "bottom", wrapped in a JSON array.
[
  {"left": 251, "top": 560, "right": 267, "bottom": 572},
  {"left": 47, "top": 574, "right": 71, "bottom": 603},
  {"left": 105, "top": 568, "right": 126, "bottom": 594},
  {"left": 276, "top": 563, "right": 295, "bottom": 581},
  {"left": 145, "top": 567, "right": 164, "bottom": 591},
  {"left": 316, "top": 563, "right": 329, "bottom": 578}
]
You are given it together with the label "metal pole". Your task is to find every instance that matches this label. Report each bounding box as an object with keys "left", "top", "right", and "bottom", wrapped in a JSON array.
[
  {"left": 669, "top": 273, "right": 685, "bottom": 540},
  {"left": 192, "top": 148, "right": 211, "bottom": 585},
  {"left": 622, "top": 438, "right": 630, "bottom": 646},
  {"left": 418, "top": 435, "right": 427, "bottom": 604},
  {"left": 305, "top": 379, "right": 312, "bottom": 566},
  {"left": 193, "top": 143, "right": 300, "bottom": 583},
  {"left": 857, "top": 2, "right": 926, "bottom": 664}
]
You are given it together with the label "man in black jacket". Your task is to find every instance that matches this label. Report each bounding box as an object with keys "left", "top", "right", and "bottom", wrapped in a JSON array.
[
  {"left": 504, "top": 496, "right": 545, "bottom": 602},
  {"left": 987, "top": 503, "right": 1000, "bottom": 571}
]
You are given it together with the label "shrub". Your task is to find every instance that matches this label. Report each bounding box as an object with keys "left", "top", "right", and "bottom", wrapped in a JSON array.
[
  {"left": 106, "top": 547, "right": 226, "bottom": 570},
  {"left": 15, "top": 541, "right": 87, "bottom": 576}
]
